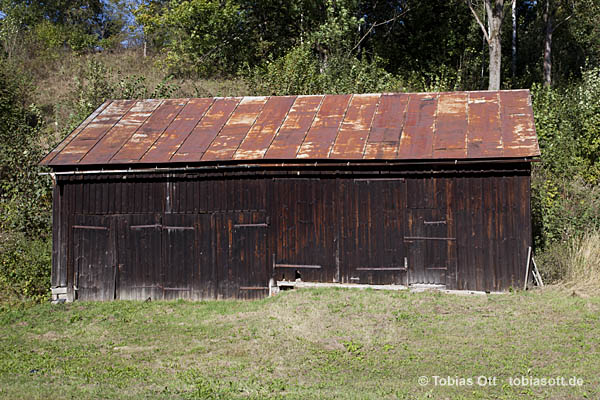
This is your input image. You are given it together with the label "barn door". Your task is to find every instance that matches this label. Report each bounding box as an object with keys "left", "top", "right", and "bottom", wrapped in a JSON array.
[
  {"left": 117, "top": 214, "right": 214, "bottom": 300},
  {"left": 118, "top": 214, "right": 163, "bottom": 300},
  {"left": 73, "top": 215, "right": 116, "bottom": 301},
  {"left": 271, "top": 179, "right": 338, "bottom": 283},
  {"left": 162, "top": 214, "right": 199, "bottom": 300},
  {"left": 404, "top": 178, "right": 455, "bottom": 286},
  {"left": 341, "top": 179, "right": 406, "bottom": 285},
  {"left": 404, "top": 209, "right": 451, "bottom": 285},
  {"left": 214, "top": 211, "right": 269, "bottom": 299}
]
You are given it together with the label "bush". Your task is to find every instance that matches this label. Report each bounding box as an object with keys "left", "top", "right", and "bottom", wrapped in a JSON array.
[
  {"left": 247, "top": 43, "right": 402, "bottom": 95},
  {"left": 532, "top": 67, "right": 600, "bottom": 182},
  {"left": 0, "top": 61, "right": 52, "bottom": 237},
  {"left": 532, "top": 170, "right": 600, "bottom": 282},
  {"left": 531, "top": 67, "right": 600, "bottom": 283},
  {"left": 0, "top": 234, "right": 51, "bottom": 303}
]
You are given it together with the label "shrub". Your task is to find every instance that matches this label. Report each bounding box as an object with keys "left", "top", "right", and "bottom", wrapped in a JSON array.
[
  {"left": 0, "top": 233, "right": 51, "bottom": 303},
  {"left": 531, "top": 67, "right": 600, "bottom": 282},
  {"left": 0, "top": 61, "right": 52, "bottom": 237},
  {"left": 532, "top": 67, "right": 600, "bottom": 183},
  {"left": 247, "top": 43, "right": 402, "bottom": 96}
]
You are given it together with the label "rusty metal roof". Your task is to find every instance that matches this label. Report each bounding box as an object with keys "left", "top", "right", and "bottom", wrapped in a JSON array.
[{"left": 41, "top": 90, "right": 540, "bottom": 167}]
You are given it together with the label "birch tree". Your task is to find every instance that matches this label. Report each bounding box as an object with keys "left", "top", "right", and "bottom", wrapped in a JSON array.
[{"left": 467, "top": 0, "right": 513, "bottom": 90}]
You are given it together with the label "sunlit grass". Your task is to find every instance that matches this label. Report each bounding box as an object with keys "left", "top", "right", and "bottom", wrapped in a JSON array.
[{"left": 0, "top": 288, "right": 598, "bottom": 399}]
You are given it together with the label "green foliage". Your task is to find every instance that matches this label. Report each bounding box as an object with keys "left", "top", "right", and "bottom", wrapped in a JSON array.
[
  {"left": 401, "top": 65, "right": 463, "bottom": 92},
  {"left": 310, "top": 0, "right": 362, "bottom": 58},
  {"left": 69, "top": 58, "right": 179, "bottom": 126},
  {"left": 533, "top": 72, "right": 600, "bottom": 181},
  {"left": 0, "top": 0, "right": 125, "bottom": 57},
  {"left": 532, "top": 175, "right": 600, "bottom": 284},
  {"left": 0, "top": 234, "right": 51, "bottom": 303},
  {"left": 136, "top": 0, "right": 246, "bottom": 77},
  {"left": 67, "top": 29, "right": 99, "bottom": 54},
  {"left": 247, "top": 1, "right": 402, "bottom": 95},
  {"left": 0, "top": 61, "right": 52, "bottom": 303},
  {"left": 0, "top": 61, "right": 51, "bottom": 236},
  {"left": 30, "top": 20, "right": 67, "bottom": 52},
  {"left": 532, "top": 170, "right": 600, "bottom": 247},
  {"left": 248, "top": 43, "right": 401, "bottom": 95},
  {"left": 531, "top": 66, "right": 600, "bottom": 281},
  {"left": 72, "top": 59, "right": 116, "bottom": 118}
]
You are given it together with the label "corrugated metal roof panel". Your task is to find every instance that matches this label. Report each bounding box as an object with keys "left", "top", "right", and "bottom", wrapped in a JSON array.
[
  {"left": 51, "top": 100, "right": 136, "bottom": 165},
  {"left": 397, "top": 93, "right": 437, "bottom": 159},
  {"left": 171, "top": 97, "right": 241, "bottom": 162},
  {"left": 233, "top": 96, "right": 296, "bottom": 160},
  {"left": 297, "top": 94, "right": 352, "bottom": 159},
  {"left": 265, "top": 95, "right": 323, "bottom": 159},
  {"left": 110, "top": 99, "right": 186, "bottom": 164},
  {"left": 433, "top": 92, "right": 468, "bottom": 159},
  {"left": 141, "top": 97, "right": 214, "bottom": 163},
  {"left": 79, "top": 99, "right": 163, "bottom": 165},
  {"left": 201, "top": 96, "right": 268, "bottom": 161},
  {"left": 363, "top": 93, "right": 409, "bottom": 159},
  {"left": 330, "top": 94, "right": 379, "bottom": 159},
  {"left": 41, "top": 90, "right": 540, "bottom": 167}
]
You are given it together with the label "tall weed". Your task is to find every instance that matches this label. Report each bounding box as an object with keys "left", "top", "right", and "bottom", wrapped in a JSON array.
[{"left": 559, "top": 230, "right": 600, "bottom": 295}]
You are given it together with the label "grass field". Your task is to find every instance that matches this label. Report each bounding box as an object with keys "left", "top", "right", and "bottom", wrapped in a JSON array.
[{"left": 0, "top": 287, "right": 598, "bottom": 399}]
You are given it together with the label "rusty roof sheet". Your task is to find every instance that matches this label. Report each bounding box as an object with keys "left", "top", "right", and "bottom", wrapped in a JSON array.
[{"left": 41, "top": 90, "right": 540, "bottom": 167}]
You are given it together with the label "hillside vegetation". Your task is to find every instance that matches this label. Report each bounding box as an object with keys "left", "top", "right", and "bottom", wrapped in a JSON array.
[{"left": 0, "top": 0, "right": 599, "bottom": 301}]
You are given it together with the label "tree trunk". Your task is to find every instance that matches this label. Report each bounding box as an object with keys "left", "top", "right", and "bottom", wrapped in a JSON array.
[
  {"left": 512, "top": 0, "right": 517, "bottom": 79},
  {"left": 543, "top": 0, "right": 553, "bottom": 87},
  {"left": 489, "top": 32, "right": 502, "bottom": 90},
  {"left": 468, "top": 0, "right": 506, "bottom": 90},
  {"left": 486, "top": 0, "right": 504, "bottom": 90}
]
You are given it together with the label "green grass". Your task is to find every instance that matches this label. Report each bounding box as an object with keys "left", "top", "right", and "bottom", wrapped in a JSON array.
[{"left": 0, "top": 288, "right": 598, "bottom": 399}]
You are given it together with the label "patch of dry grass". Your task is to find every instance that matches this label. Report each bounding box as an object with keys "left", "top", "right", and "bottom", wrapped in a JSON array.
[
  {"left": 28, "top": 49, "right": 249, "bottom": 148},
  {"left": 559, "top": 229, "right": 600, "bottom": 296}
]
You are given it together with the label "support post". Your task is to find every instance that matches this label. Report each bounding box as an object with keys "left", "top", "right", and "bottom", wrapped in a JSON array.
[{"left": 524, "top": 246, "right": 532, "bottom": 290}]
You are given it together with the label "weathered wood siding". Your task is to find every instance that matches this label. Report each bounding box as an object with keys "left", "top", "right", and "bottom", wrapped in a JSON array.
[{"left": 52, "top": 165, "right": 532, "bottom": 300}]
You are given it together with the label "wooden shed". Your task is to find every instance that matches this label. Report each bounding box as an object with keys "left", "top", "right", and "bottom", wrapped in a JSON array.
[{"left": 41, "top": 90, "right": 540, "bottom": 301}]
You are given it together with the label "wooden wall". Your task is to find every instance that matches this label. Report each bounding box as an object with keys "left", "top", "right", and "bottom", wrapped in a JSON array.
[{"left": 52, "top": 165, "right": 532, "bottom": 300}]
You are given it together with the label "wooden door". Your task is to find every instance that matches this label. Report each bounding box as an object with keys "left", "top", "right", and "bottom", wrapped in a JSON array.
[
  {"left": 341, "top": 179, "right": 406, "bottom": 284},
  {"left": 404, "top": 209, "right": 451, "bottom": 285},
  {"left": 403, "top": 178, "right": 456, "bottom": 286},
  {"left": 214, "top": 211, "right": 269, "bottom": 299},
  {"left": 73, "top": 215, "right": 115, "bottom": 301},
  {"left": 162, "top": 214, "right": 199, "bottom": 300},
  {"left": 117, "top": 214, "right": 163, "bottom": 300},
  {"left": 271, "top": 179, "right": 338, "bottom": 283}
]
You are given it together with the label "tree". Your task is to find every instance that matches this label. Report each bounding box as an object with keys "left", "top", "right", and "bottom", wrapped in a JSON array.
[
  {"left": 1, "top": 0, "right": 126, "bottom": 54},
  {"left": 512, "top": 0, "right": 517, "bottom": 79},
  {"left": 135, "top": 0, "right": 326, "bottom": 76},
  {"left": 467, "top": 0, "right": 512, "bottom": 90},
  {"left": 542, "top": 0, "right": 575, "bottom": 87}
]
